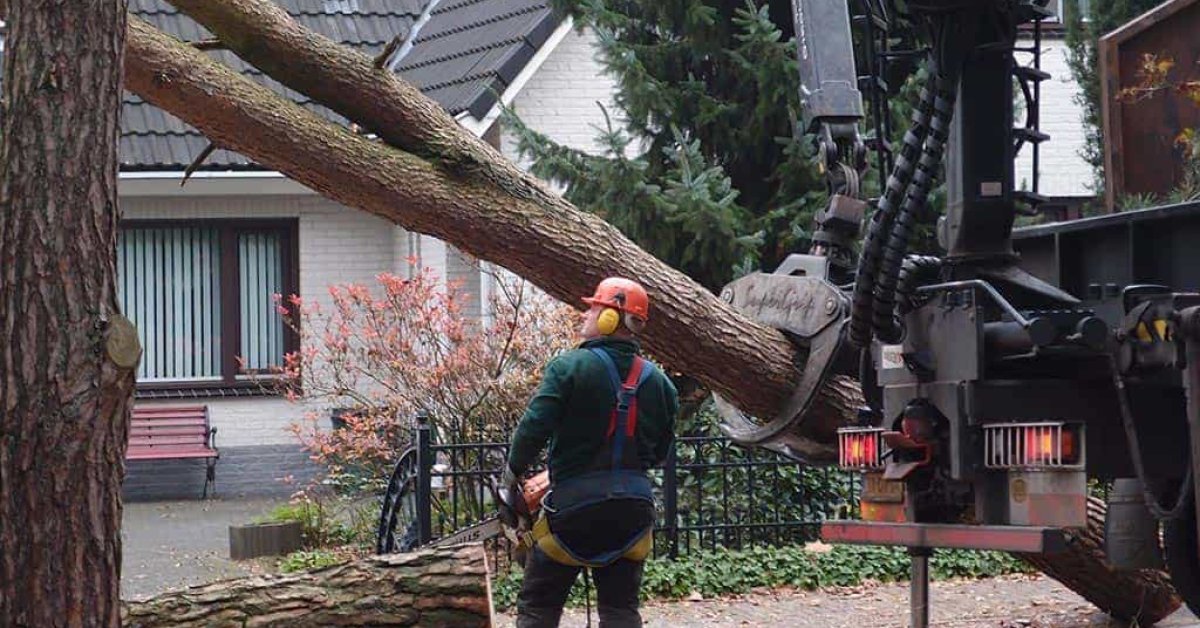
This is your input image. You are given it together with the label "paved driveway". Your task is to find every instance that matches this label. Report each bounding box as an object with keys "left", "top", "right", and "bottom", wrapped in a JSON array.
[{"left": 121, "top": 498, "right": 285, "bottom": 600}]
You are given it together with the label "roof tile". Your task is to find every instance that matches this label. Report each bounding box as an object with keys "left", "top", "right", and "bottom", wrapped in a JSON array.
[{"left": 108, "top": 0, "right": 562, "bottom": 170}]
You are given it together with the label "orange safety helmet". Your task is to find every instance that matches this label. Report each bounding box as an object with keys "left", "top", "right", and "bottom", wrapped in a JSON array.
[{"left": 582, "top": 277, "right": 650, "bottom": 322}]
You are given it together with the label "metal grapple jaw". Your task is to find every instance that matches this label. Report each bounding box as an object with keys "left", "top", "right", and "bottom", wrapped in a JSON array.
[{"left": 714, "top": 255, "right": 857, "bottom": 465}]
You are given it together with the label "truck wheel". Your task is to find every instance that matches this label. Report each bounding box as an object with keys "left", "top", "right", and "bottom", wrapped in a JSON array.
[{"left": 1163, "top": 497, "right": 1200, "bottom": 617}]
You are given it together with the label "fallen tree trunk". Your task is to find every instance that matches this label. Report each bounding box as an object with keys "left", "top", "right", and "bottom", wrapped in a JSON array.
[
  {"left": 1017, "top": 496, "right": 1181, "bottom": 623},
  {"left": 116, "top": 7, "right": 1182, "bottom": 621},
  {"left": 121, "top": 545, "right": 492, "bottom": 627}
]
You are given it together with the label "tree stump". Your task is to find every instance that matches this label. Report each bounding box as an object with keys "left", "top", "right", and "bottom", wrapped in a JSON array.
[{"left": 228, "top": 521, "right": 303, "bottom": 560}]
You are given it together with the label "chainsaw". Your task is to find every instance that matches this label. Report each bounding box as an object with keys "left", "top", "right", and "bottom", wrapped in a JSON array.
[{"left": 425, "top": 470, "right": 550, "bottom": 565}]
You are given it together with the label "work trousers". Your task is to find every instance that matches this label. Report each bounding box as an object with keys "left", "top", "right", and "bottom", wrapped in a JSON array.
[{"left": 515, "top": 545, "right": 645, "bottom": 628}]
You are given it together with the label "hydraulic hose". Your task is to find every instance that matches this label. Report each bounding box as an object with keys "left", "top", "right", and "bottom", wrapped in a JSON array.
[
  {"left": 1109, "top": 353, "right": 1196, "bottom": 521},
  {"left": 848, "top": 70, "right": 940, "bottom": 349},
  {"left": 872, "top": 71, "right": 959, "bottom": 344},
  {"left": 896, "top": 255, "right": 943, "bottom": 317}
]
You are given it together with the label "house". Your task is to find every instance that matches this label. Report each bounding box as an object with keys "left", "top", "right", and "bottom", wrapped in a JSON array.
[
  {"left": 119, "top": 0, "right": 620, "bottom": 500},
  {"left": 1013, "top": 0, "right": 1096, "bottom": 212}
]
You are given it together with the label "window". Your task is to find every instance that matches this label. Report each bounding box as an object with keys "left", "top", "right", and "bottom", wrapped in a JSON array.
[
  {"left": 1049, "top": 0, "right": 1090, "bottom": 22},
  {"left": 117, "top": 220, "right": 298, "bottom": 391}
]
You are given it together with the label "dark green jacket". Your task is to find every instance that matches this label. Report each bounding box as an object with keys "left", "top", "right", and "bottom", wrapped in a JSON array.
[{"left": 507, "top": 337, "right": 679, "bottom": 484}]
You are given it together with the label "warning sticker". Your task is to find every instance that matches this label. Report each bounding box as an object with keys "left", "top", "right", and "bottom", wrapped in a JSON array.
[{"left": 881, "top": 344, "right": 905, "bottom": 370}]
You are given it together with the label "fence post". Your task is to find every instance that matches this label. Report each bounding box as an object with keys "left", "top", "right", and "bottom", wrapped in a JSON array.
[
  {"left": 663, "top": 444, "right": 679, "bottom": 559},
  {"left": 415, "top": 411, "right": 433, "bottom": 546}
]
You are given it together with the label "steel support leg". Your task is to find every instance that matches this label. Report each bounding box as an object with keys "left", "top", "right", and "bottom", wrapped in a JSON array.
[{"left": 908, "top": 547, "right": 932, "bottom": 628}]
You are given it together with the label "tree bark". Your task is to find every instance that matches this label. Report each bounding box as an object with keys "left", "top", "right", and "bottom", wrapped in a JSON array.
[
  {"left": 1016, "top": 497, "right": 1181, "bottom": 623},
  {"left": 0, "top": 1, "right": 136, "bottom": 626},
  {"left": 121, "top": 545, "right": 492, "bottom": 627}
]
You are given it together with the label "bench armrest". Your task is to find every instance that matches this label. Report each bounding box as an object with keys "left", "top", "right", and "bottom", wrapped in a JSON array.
[{"left": 208, "top": 426, "right": 219, "bottom": 452}]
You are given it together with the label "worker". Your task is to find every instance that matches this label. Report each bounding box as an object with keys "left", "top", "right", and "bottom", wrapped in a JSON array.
[{"left": 502, "top": 277, "right": 679, "bottom": 628}]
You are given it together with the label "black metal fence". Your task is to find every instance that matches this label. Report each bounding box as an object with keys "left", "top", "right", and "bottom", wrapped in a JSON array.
[{"left": 408, "top": 415, "right": 859, "bottom": 560}]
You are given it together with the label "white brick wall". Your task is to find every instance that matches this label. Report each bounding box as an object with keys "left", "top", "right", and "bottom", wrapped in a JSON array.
[
  {"left": 500, "top": 27, "right": 622, "bottom": 167},
  {"left": 447, "top": 247, "right": 483, "bottom": 318},
  {"left": 122, "top": 194, "right": 404, "bottom": 447},
  {"left": 1014, "top": 36, "right": 1093, "bottom": 197}
]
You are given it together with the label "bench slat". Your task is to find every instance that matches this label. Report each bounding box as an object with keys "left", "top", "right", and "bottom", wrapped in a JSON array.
[
  {"left": 133, "top": 410, "right": 207, "bottom": 420},
  {"left": 127, "top": 449, "right": 217, "bottom": 460},
  {"left": 132, "top": 405, "right": 207, "bottom": 414},
  {"left": 130, "top": 426, "right": 210, "bottom": 437},
  {"left": 129, "top": 437, "right": 207, "bottom": 445},
  {"left": 129, "top": 437, "right": 211, "bottom": 446},
  {"left": 130, "top": 417, "right": 209, "bottom": 427}
]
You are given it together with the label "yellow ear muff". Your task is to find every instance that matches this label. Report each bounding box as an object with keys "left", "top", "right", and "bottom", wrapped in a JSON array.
[{"left": 597, "top": 308, "right": 621, "bottom": 335}]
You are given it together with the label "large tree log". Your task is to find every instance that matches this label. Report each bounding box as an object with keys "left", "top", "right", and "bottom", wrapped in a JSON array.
[
  {"left": 1017, "top": 497, "right": 1181, "bottom": 623},
  {"left": 0, "top": 1, "right": 136, "bottom": 625},
  {"left": 121, "top": 545, "right": 492, "bottom": 627},
  {"left": 116, "top": 8, "right": 1184, "bottom": 622}
]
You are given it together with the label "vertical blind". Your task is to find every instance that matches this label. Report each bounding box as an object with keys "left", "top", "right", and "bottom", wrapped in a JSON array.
[
  {"left": 117, "top": 227, "right": 222, "bottom": 382},
  {"left": 117, "top": 224, "right": 289, "bottom": 383},
  {"left": 238, "top": 231, "right": 285, "bottom": 372}
]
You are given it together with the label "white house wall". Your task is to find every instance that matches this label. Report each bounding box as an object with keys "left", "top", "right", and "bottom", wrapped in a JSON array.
[
  {"left": 500, "top": 27, "right": 622, "bottom": 168},
  {"left": 120, "top": 194, "right": 409, "bottom": 498},
  {"left": 1014, "top": 36, "right": 1092, "bottom": 198}
]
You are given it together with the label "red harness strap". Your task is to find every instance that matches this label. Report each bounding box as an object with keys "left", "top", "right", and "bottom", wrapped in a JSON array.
[{"left": 605, "top": 356, "right": 646, "bottom": 439}]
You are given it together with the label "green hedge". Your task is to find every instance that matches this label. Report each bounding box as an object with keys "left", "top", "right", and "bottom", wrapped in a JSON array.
[{"left": 492, "top": 544, "right": 1033, "bottom": 611}]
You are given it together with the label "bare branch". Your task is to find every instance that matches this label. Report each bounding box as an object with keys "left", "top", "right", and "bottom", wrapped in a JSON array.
[
  {"left": 190, "top": 38, "right": 225, "bottom": 50},
  {"left": 181, "top": 142, "right": 218, "bottom": 186},
  {"left": 372, "top": 31, "right": 404, "bottom": 70}
]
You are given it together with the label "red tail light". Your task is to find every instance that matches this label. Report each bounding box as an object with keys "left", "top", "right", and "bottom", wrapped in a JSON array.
[
  {"left": 838, "top": 427, "right": 885, "bottom": 469},
  {"left": 984, "top": 422, "right": 1084, "bottom": 469}
]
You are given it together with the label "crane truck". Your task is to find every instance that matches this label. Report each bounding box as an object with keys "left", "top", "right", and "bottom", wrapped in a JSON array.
[{"left": 713, "top": 1, "right": 1200, "bottom": 625}]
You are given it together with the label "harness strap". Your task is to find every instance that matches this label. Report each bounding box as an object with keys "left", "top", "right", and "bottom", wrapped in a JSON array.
[{"left": 587, "top": 347, "right": 653, "bottom": 471}]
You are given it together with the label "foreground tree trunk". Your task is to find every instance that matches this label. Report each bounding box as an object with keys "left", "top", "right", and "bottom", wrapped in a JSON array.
[
  {"left": 0, "top": 1, "right": 137, "bottom": 625},
  {"left": 121, "top": 545, "right": 492, "bottom": 627}
]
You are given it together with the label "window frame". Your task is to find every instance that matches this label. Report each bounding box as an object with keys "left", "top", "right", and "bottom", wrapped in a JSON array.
[
  {"left": 1052, "top": 0, "right": 1090, "bottom": 23},
  {"left": 118, "top": 218, "right": 300, "bottom": 396}
]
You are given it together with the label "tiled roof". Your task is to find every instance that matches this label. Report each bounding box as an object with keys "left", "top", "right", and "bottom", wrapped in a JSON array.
[
  {"left": 119, "top": 0, "right": 562, "bottom": 171},
  {"left": 394, "top": 0, "right": 558, "bottom": 119}
]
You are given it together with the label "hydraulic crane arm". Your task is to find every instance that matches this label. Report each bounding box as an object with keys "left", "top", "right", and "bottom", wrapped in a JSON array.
[
  {"left": 791, "top": 0, "right": 864, "bottom": 134},
  {"left": 789, "top": 0, "right": 869, "bottom": 281}
]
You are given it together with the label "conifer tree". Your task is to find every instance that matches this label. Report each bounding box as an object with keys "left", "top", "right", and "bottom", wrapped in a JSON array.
[{"left": 506, "top": 0, "right": 828, "bottom": 291}]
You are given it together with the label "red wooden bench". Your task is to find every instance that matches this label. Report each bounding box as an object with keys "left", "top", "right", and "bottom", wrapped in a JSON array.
[{"left": 127, "top": 405, "right": 219, "bottom": 499}]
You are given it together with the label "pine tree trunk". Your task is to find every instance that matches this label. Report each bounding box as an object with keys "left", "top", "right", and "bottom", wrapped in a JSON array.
[
  {"left": 1015, "top": 497, "right": 1181, "bottom": 623},
  {"left": 0, "top": 1, "right": 137, "bottom": 626},
  {"left": 121, "top": 545, "right": 492, "bottom": 627}
]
